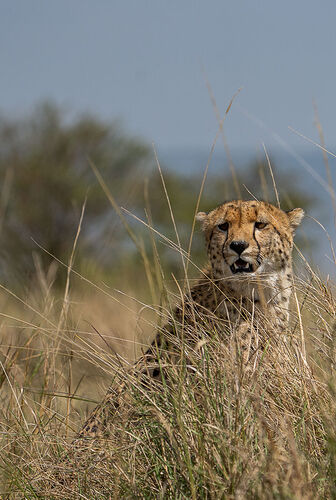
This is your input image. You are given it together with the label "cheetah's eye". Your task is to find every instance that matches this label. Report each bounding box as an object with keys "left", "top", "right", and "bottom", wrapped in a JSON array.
[
  {"left": 217, "top": 222, "right": 229, "bottom": 232},
  {"left": 255, "top": 222, "right": 268, "bottom": 230}
]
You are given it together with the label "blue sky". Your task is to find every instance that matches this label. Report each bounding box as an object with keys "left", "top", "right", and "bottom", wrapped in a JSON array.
[{"left": 1, "top": 1, "right": 336, "bottom": 151}]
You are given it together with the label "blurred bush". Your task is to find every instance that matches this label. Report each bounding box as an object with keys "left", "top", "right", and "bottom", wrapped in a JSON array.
[
  {"left": 0, "top": 103, "right": 151, "bottom": 286},
  {"left": 0, "top": 102, "right": 316, "bottom": 291}
]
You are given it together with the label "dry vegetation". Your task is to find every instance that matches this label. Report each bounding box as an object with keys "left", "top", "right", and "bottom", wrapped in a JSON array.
[{"left": 0, "top": 191, "right": 336, "bottom": 500}]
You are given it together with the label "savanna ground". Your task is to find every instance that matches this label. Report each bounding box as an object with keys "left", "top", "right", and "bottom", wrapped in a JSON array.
[{"left": 0, "top": 102, "right": 336, "bottom": 498}]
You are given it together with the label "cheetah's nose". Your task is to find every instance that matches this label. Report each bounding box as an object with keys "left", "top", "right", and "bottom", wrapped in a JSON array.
[{"left": 230, "top": 240, "right": 249, "bottom": 255}]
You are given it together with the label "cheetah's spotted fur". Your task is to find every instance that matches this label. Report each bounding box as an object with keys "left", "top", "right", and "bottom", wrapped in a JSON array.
[{"left": 76, "top": 200, "right": 304, "bottom": 441}]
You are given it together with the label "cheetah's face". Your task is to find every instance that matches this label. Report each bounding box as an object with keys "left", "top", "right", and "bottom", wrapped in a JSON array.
[{"left": 197, "top": 201, "right": 304, "bottom": 279}]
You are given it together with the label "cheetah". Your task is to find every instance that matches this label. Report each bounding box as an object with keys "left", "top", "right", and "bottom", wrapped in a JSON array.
[{"left": 76, "top": 200, "right": 304, "bottom": 441}]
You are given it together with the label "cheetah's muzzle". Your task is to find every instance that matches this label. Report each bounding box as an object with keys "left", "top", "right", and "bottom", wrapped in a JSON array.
[{"left": 230, "top": 258, "right": 254, "bottom": 274}]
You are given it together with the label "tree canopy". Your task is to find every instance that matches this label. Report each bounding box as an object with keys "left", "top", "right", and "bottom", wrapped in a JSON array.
[{"left": 0, "top": 103, "right": 316, "bottom": 289}]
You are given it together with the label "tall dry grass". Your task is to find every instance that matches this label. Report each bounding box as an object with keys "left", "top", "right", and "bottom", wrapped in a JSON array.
[
  {"left": 0, "top": 182, "right": 335, "bottom": 499},
  {"left": 0, "top": 258, "right": 335, "bottom": 499}
]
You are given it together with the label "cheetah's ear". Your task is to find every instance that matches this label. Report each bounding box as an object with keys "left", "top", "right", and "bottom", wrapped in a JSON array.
[
  {"left": 286, "top": 208, "right": 304, "bottom": 230},
  {"left": 196, "top": 211, "right": 207, "bottom": 222},
  {"left": 196, "top": 211, "right": 208, "bottom": 231}
]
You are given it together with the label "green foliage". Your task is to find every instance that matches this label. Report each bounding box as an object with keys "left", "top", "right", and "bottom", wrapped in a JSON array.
[
  {"left": 0, "top": 103, "right": 317, "bottom": 290},
  {"left": 0, "top": 102, "right": 151, "bottom": 284}
]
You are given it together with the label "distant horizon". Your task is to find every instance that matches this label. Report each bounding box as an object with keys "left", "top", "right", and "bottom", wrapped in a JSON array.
[{"left": 1, "top": 97, "right": 333, "bottom": 161}]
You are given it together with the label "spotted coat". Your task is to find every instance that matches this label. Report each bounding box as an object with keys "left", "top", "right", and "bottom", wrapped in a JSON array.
[{"left": 76, "top": 200, "right": 304, "bottom": 440}]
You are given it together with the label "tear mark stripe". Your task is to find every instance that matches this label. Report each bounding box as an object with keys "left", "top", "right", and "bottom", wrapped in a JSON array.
[{"left": 253, "top": 225, "right": 261, "bottom": 265}]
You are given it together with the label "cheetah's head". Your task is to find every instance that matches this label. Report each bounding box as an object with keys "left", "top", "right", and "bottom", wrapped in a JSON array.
[{"left": 196, "top": 200, "right": 304, "bottom": 280}]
